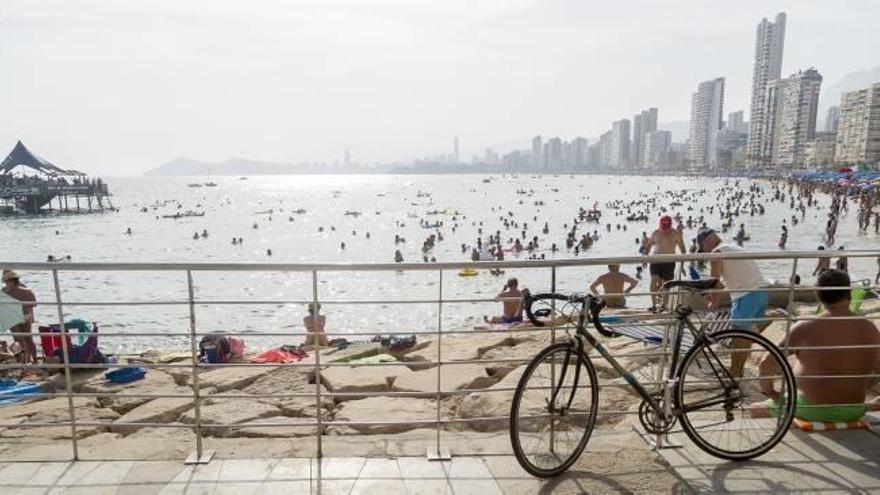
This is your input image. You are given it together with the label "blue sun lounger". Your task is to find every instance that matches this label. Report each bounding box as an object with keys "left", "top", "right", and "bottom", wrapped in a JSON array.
[{"left": 601, "top": 310, "right": 732, "bottom": 352}]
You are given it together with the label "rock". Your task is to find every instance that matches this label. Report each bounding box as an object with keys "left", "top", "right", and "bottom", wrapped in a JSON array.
[
  {"left": 112, "top": 397, "right": 195, "bottom": 434},
  {"left": 179, "top": 399, "right": 280, "bottom": 437},
  {"left": 393, "top": 364, "right": 496, "bottom": 397},
  {"left": 228, "top": 416, "right": 318, "bottom": 438},
  {"left": 2, "top": 406, "right": 119, "bottom": 440},
  {"left": 401, "top": 334, "right": 533, "bottom": 370},
  {"left": 79, "top": 369, "right": 186, "bottom": 414},
  {"left": 332, "top": 397, "right": 436, "bottom": 434},
  {"left": 0, "top": 397, "right": 95, "bottom": 421},
  {"left": 318, "top": 365, "right": 408, "bottom": 402},
  {"left": 190, "top": 365, "right": 279, "bottom": 393},
  {"left": 455, "top": 366, "right": 526, "bottom": 432},
  {"left": 241, "top": 366, "right": 327, "bottom": 409}
]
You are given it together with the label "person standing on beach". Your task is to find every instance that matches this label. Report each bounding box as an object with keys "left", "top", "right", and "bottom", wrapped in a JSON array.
[
  {"left": 813, "top": 246, "right": 830, "bottom": 276},
  {"left": 1, "top": 270, "right": 37, "bottom": 364},
  {"left": 696, "top": 228, "right": 770, "bottom": 377},
  {"left": 590, "top": 265, "right": 638, "bottom": 308},
  {"left": 643, "top": 215, "right": 686, "bottom": 311}
]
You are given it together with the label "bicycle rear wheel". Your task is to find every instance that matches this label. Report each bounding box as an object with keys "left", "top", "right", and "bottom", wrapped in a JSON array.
[
  {"left": 510, "top": 342, "right": 599, "bottom": 478},
  {"left": 675, "top": 329, "right": 795, "bottom": 461}
]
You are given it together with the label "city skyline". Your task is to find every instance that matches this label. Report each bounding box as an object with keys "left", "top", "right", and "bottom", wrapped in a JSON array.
[{"left": 2, "top": 1, "right": 879, "bottom": 175}]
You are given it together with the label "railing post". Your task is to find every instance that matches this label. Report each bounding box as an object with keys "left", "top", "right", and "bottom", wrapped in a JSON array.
[
  {"left": 782, "top": 258, "right": 799, "bottom": 352},
  {"left": 185, "top": 270, "right": 213, "bottom": 464},
  {"left": 549, "top": 265, "right": 556, "bottom": 453},
  {"left": 52, "top": 270, "right": 79, "bottom": 460},
  {"left": 312, "top": 270, "right": 323, "bottom": 458},
  {"left": 428, "top": 268, "right": 450, "bottom": 460}
]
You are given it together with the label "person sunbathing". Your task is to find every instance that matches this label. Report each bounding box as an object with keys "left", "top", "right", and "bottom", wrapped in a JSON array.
[
  {"left": 303, "top": 302, "right": 329, "bottom": 347},
  {"left": 589, "top": 264, "right": 638, "bottom": 308},
  {"left": 484, "top": 278, "right": 524, "bottom": 324},
  {"left": 752, "top": 269, "right": 880, "bottom": 422}
]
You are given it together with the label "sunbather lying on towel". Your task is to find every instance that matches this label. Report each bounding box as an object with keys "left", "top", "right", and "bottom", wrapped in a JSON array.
[{"left": 751, "top": 269, "right": 880, "bottom": 422}]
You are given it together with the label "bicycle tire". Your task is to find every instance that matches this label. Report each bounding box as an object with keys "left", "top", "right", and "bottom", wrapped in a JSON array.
[
  {"left": 674, "top": 329, "right": 795, "bottom": 461},
  {"left": 510, "top": 342, "right": 599, "bottom": 478}
]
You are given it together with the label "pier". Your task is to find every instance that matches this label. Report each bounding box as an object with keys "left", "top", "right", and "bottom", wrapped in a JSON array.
[{"left": 0, "top": 141, "right": 111, "bottom": 214}]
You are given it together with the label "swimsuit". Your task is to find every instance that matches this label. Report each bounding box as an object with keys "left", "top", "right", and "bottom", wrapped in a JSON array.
[
  {"left": 502, "top": 315, "right": 523, "bottom": 324},
  {"left": 768, "top": 392, "right": 866, "bottom": 423},
  {"left": 649, "top": 263, "right": 675, "bottom": 282}
]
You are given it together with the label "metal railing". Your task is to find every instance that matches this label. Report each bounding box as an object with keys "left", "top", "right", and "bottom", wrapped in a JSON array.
[{"left": 0, "top": 249, "right": 879, "bottom": 463}]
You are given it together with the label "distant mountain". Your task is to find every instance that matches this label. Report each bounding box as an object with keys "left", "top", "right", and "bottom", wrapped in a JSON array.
[
  {"left": 819, "top": 66, "right": 880, "bottom": 113},
  {"left": 144, "top": 157, "right": 389, "bottom": 176}
]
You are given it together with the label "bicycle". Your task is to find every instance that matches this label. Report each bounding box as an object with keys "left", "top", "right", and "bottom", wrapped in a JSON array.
[{"left": 509, "top": 279, "right": 796, "bottom": 478}]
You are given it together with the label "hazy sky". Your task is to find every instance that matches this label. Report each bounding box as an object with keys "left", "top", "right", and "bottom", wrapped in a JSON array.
[{"left": 1, "top": 0, "right": 878, "bottom": 175}]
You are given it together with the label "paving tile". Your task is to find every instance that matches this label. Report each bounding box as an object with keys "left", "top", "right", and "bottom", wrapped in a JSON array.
[
  {"left": 404, "top": 479, "right": 453, "bottom": 495},
  {"left": 25, "top": 461, "right": 72, "bottom": 487},
  {"left": 358, "top": 458, "right": 401, "bottom": 479},
  {"left": 494, "top": 477, "right": 552, "bottom": 495},
  {"left": 314, "top": 478, "right": 356, "bottom": 494},
  {"left": 214, "top": 481, "right": 263, "bottom": 495},
  {"left": 397, "top": 457, "right": 446, "bottom": 480},
  {"left": 72, "top": 460, "right": 134, "bottom": 489},
  {"left": 112, "top": 483, "right": 167, "bottom": 495},
  {"left": 442, "top": 457, "right": 492, "bottom": 479},
  {"left": 258, "top": 480, "right": 312, "bottom": 494},
  {"left": 317, "top": 457, "right": 365, "bottom": 480},
  {"left": 54, "top": 461, "right": 102, "bottom": 486},
  {"left": 11, "top": 488, "right": 51, "bottom": 495},
  {"left": 266, "top": 458, "right": 311, "bottom": 481},
  {"left": 351, "top": 478, "right": 406, "bottom": 494},
  {"left": 123, "top": 461, "right": 187, "bottom": 485},
  {"left": 0, "top": 462, "right": 44, "bottom": 485},
  {"left": 216, "top": 459, "right": 276, "bottom": 482},
  {"left": 447, "top": 478, "right": 504, "bottom": 495}
]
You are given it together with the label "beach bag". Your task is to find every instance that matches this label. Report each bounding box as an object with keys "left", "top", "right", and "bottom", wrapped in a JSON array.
[
  {"left": 199, "top": 334, "right": 231, "bottom": 364},
  {"left": 105, "top": 367, "right": 146, "bottom": 384}
]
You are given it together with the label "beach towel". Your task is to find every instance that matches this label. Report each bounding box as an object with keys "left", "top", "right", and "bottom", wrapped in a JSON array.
[
  {"left": 792, "top": 412, "right": 880, "bottom": 432},
  {"left": 105, "top": 367, "right": 147, "bottom": 384},
  {"left": 0, "top": 292, "right": 24, "bottom": 332},
  {"left": 0, "top": 379, "right": 42, "bottom": 406},
  {"left": 252, "top": 346, "right": 308, "bottom": 364},
  {"left": 350, "top": 353, "right": 398, "bottom": 364}
]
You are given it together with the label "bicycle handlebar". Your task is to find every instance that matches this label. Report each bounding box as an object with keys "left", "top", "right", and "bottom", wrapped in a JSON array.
[{"left": 521, "top": 289, "right": 615, "bottom": 338}]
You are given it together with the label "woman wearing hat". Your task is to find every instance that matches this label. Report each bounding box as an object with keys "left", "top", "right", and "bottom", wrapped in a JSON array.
[{"left": 2, "top": 270, "right": 37, "bottom": 364}]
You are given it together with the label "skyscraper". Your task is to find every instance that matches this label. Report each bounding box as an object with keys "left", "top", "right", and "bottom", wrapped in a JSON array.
[
  {"left": 610, "top": 119, "right": 631, "bottom": 169},
  {"left": 631, "top": 108, "right": 658, "bottom": 168},
  {"left": 689, "top": 77, "right": 725, "bottom": 169},
  {"left": 835, "top": 83, "right": 880, "bottom": 165},
  {"left": 531, "top": 136, "right": 542, "bottom": 169},
  {"left": 453, "top": 137, "right": 460, "bottom": 163},
  {"left": 746, "top": 12, "right": 786, "bottom": 168},
  {"left": 548, "top": 137, "right": 563, "bottom": 170},
  {"left": 772, "top": 68, "right": 822, "bottom": 168},
  {"left": 644, "top": 130, "right": 671, "bottom": 167},
  {"left": 728, "top": 110, "right": 746, "bottom": 132},
  {"left": 825, "top": 106, "right": 841, "bottom": 133},
  {"left": 571, "top": 137, "right": 588, "bottom": 169}
]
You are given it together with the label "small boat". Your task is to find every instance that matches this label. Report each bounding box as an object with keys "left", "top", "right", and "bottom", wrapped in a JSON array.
[
  {"left": 344, "top": 211, "right": 362, "bottom": 217},
  {"left": 239, "top": 176, "right": 248, "bottom": 180},
  {"left": 204, "top": 182, "right": 217, "bottom": 187},
  {"left": 187, "top": 183, "right": 203, "bottom": 188},
  {"left": 254, "top": 209, "right": 274, "bottom": 215},
  {"left": 458, "top": 268, "right": 479, "bottom": 277},
  {"left": 162, "top": 211, "right": 205, "bottom": 219}
]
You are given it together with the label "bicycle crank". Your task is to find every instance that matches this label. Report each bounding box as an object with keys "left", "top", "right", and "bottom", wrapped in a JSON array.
[{"left": 638, "top": 396, "right": 677, "bottom": 435}]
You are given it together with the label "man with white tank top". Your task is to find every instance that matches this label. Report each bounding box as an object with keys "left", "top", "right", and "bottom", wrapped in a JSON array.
[{"left": 696, "top": 228, "right": 770, "bottom": 377}]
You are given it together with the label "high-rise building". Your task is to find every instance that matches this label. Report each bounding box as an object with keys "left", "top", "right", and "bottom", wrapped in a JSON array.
[
  {"left": 746, "top": 12, "right": 787, "bottom": 168},
  {"left": 599, "top": 131, "right": 613, "bottom": 170},
  {"left": 610, "top": 119, "right": 631, "bottom": 168},
  {"left": 531, "top": 136, "right": 542, "bottom": 169},
  {"left": 643, "top": 130, "right": 671, "bottom": 167},
  {"left": 714, "top": 128, "right": 749, "bottom": 170},
  {"left": 571, "top": 137, "right": 588, "bottom": 169},
  {"left": 728, "top": 110, "right": 746, "bottom": 132},
  {"left": 804, "top": 131, "right": 837, "bottom": 169},
  {"left": 548, "top": 137, "right": 563, "bottom": 170},
  {"left": 453, "top": 137, "right": 460, "bottom": 163},
  {"left": 835, "top": 83, "right": 880, "bottom": 165},
  {"left": 772, "top": 68, "right": 822, "bottom": 168},
  {"left": 630, "top": 108, "right": 658, "bottom": 168},
  {"left": 689, "top": 77, "right": 725, "bottom": 169},
  {"left": 344, "top": 149, "right": 351, "bottom": 165},
  {"left": 586, "top": 144, "right": 601, "bottom": 170},
  {"left": 825, "top": 106, "right": 841, "bottom": 133}
]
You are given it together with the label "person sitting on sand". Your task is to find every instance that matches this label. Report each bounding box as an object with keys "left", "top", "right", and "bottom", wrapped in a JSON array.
[
  {"left": 483, "top": 278, "right": 523, "bottom": 325},
  {"left": 589, "top": 264, "right": 638, "bottom": 308},
  {"left": 303, "top": 302, "right": 329, "bottom": 347},
  {"left": 751, "top": 269, "right": 880, "bottom": 422}
]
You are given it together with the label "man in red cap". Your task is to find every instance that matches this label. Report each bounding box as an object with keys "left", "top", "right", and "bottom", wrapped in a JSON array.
[{"left": 643, "top": 215, "right": 686, "bottom": 311}]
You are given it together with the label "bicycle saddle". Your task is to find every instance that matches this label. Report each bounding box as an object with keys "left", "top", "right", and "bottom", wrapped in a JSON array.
[{"left": 662, "top": 278, "right": 719, "bottom": 291}]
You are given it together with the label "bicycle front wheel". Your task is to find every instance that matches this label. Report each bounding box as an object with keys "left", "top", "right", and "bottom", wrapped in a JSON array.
[
  {"left": 510, "top": 342, "right": 599, "bottom": 478},
  {"left": 675, "top": 329, "right": 795, "bottom": 461}
]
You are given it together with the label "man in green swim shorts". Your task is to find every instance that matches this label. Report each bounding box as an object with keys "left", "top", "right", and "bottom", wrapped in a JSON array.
[{"left": 753, "top": 269, "right": 880, "bottom": 422}]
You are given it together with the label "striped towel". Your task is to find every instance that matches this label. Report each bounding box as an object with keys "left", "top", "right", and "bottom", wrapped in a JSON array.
[
  {"left": 793, "top": 412, "right": 880, "bottom": 432},
  {"left": 697, "top": 310, "right": 731, "bottom": 335},
  {"left": 609, "top": 324, "right": 695, "bottom": 351}
]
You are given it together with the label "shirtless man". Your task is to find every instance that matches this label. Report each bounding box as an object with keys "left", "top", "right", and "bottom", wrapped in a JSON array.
[
  {"left": 643, "top": 215, "right": 686, "bottom": 311},
  {"left": 590, "top": 265, "right": 638, "bottom": 308},
  {"left": 753, "top": 269, "right": 880, "bottom": 422},
  {"left": 2, "top": 270, "right": 37, "bottom": 364},
  {"left": 812, "top": 245, "right": 830, "bottom": 276},
  {"left": 484, "top": 278, "right": 523, "bottom": 324}
]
